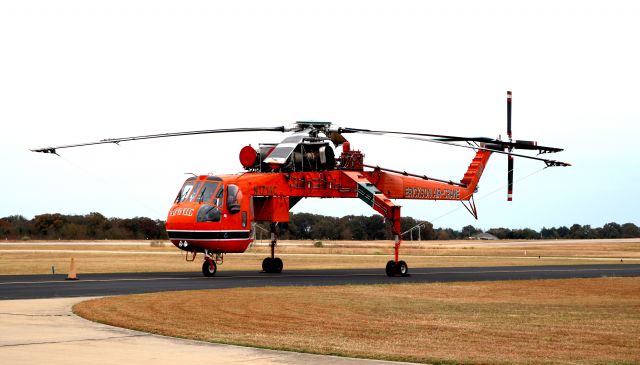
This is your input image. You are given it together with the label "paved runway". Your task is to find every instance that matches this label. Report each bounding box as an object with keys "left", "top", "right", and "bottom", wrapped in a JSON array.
[{"left": 2, "top": 264, "right": 639, "bottom": 300}]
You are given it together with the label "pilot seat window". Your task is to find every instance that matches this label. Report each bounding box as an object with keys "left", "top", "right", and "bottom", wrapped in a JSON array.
[
  {"left": 175, "top": 182, "right": 195, "bottom": 203},
  {"left": 214, "top": 185, "right": 224, "bottom": 207},
  {"left": 226, "top": 184, "right": 243, "bottom": 214},
  {"left": 196, "top": 182, "right": 219, "bottom": 203},
  {"left": 187, "top": 182, "right": 203, "bottom": 202}
]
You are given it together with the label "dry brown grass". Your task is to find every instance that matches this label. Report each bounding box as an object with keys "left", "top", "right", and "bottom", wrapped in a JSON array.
[
  {"left": 74, "top": 277, "right": 640, "bottom": 364},
  {"left": 0, "top": 251, "right": 628, "bottom": 276},
  {"left": 1, "top": 239, "right": 638, "bottom": 275}
]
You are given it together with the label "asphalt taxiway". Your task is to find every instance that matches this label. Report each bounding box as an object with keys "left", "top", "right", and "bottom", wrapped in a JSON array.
[{"left": 2, "top": 264, "right": 639, "bottom": 300}]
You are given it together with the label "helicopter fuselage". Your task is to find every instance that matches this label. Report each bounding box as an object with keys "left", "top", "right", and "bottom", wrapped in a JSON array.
[{"left": 165, "top": 149, "right": 491, "bottom": 254}]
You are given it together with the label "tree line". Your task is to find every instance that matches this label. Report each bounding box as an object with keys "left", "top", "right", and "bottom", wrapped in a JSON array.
[
  {"left": 267, "top": 213, "right": 640, "bottom": 241},
  {"left": 2, "top": 212, "right": 639, "bottom": 241},
  {"left": 0, "top": 213, "right": 166, "bottom": 240}
]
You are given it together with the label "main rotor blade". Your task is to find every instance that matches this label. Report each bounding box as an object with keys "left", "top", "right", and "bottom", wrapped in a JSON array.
[
  {"left": 339, "top": 127, "right": 494, "bottom": 143},
  {"left": 31, "top": 126, "right": 287, "bottom": 154},
  {"left": 339, "top": 127, "right": 563, "bottom": 153},
  {"left": 402, "top": 136, "right": 571, "bottom": 167}
]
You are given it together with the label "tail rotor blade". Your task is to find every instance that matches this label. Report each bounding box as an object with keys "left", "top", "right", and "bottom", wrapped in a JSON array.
[
  {"left": 507, "top": 91, "right": 512, "bottom": 140},
  {"left": 507, "top": 90, "right": 513, "bottom": 201},
  {"left": 508, "top": 155, "right": 514, "bottom": 201}
]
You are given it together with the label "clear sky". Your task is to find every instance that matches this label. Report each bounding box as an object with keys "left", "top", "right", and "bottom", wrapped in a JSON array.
[{"left": 1, "top": 1, "right": 638, "bottom": 231}]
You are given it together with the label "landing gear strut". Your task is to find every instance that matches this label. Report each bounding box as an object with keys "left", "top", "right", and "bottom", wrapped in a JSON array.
[
  {"left": 262, "top": 223, "right": 284, "bottom": 273},
  {"left": 385, "top": 234, "right": 409, "bottom": 277}
]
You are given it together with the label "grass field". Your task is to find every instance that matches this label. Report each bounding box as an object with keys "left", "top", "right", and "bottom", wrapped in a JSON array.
[
  {"left": 74, "top": 277, "right": 640, "bottom": 365},
  {"left": 1, "top": 239, "right": 638, "bottom": 275}
]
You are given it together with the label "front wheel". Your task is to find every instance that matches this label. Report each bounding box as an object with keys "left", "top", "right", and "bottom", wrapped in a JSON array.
[{"left": 202, "top": 260, "right": 217, "bottom": 277}]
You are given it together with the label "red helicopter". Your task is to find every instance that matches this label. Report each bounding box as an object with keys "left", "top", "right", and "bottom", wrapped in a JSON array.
[{"left": 33, "top": 92, "right": 569, "bottom": 277}]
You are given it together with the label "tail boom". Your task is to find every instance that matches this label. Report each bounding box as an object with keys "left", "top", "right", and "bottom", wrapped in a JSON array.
[{"left": 363, "top": 150, "right": 492, "bottom": 201}]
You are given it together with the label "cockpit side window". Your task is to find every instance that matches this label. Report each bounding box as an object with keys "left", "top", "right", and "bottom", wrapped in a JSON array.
[
  {"left": 214, "top": 185, "right": 224, "bottom": 207},
  {"left": 226, "top": 184, "right": 243, "bottom": 214},
  {"left": 175, "top": 182, "right": 195, "bottom": 203},
  {"left": 196, "top": 182, "right": 219, "bottom": 203}
]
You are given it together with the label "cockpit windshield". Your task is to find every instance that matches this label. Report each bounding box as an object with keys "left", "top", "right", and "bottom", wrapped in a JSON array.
[
  {"left": 175, "top": 182, "right": 195, "bottom": 203},
  {"left": 187, "top": 182, "right": 203, "bottom": 202},
  {"left": 196, "top": 182, "right": 219, "bottom": 203},
  {"left": 175, "top": 179, "right": 225, "bottom": 205}
]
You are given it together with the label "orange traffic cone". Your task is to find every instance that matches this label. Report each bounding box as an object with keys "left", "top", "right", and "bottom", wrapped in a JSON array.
[{"left": 66, "top": 257, "right": 79, "bottom": 280}]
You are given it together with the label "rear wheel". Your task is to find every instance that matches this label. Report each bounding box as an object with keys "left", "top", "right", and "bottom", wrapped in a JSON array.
[
  {"left": 396, "top": 260, "right": 408, "bottom": 276},
  {"left": 262, "top": 257, "right": 283, "bottom": 273},
  {"left": 262, "top": 257, "right": 272, "bottom": 272},
  {"left": 385, "top": 260, "right": 395, "bottom": 276},
  {"left": 202, "top": 260, "right": 217, "bottom": 277},
  {"left": 273, "top": 257, "right": 283, "bottom": 273}
]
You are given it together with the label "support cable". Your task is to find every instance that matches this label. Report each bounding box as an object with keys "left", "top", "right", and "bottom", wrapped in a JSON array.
[{"left": 401, "top": 166, "right": 547, "bottom": 237}]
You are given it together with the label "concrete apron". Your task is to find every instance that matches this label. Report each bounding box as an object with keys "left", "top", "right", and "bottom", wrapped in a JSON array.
[{"left": 0, "top": 297, "right": 414, "bottom": 365}]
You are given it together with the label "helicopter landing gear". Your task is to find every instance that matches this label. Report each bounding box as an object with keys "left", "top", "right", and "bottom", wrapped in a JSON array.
[
  {"left": 386, "top": 234, "right": 409, "bottom": 277},
  {"left": 202, "top": 258, "right": 217, "bottom": 277},
  {"left": 202, "top": 250, "right": 223, "bottom": 277},
  {"left": 385, "top": 260, "right": 394, "bottom": 276},
  {"left": 385, "top": 260, "right": 408, "bottom": 276},
  {"left": 262, "top": 223, "right": 284, "bottom": 273},
  {"left": 262, "top": 256, "right": 283, "bottom": 273}
]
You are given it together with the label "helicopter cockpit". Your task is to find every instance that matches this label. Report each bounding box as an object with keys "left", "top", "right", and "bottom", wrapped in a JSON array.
[
  {"left": 166, "top": 175, "right": 252, "bottom": 259},
  {"left": 171, "top": 176, "right": 245, "bottom": 225},
  {"left": 175, "top": 177, "right": 223, "bottom": 206}
]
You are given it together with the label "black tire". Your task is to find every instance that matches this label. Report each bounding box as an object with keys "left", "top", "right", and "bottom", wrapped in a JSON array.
[
  {"left": 273, "top": 257, "right": 283, "bottom": 273},
  {"left": 262, "top": 257, "right": 273, "bottom": 272},
  {"left": 385, "top": 260, "right": 395, "bottom": 276},
  {"left": 202, "top": 260, "right": 217, "bottom": 277},
  {"left": 396, "top": 260, "right": 408, "bottom": 276}
]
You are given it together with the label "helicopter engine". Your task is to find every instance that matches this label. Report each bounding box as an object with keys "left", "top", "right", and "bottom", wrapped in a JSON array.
[
  {"left": 240, "top": 142, "right": 336, "bottom": 172},
  {"left": 291, "top": 143, "right": 335, "bottom": 171}
]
